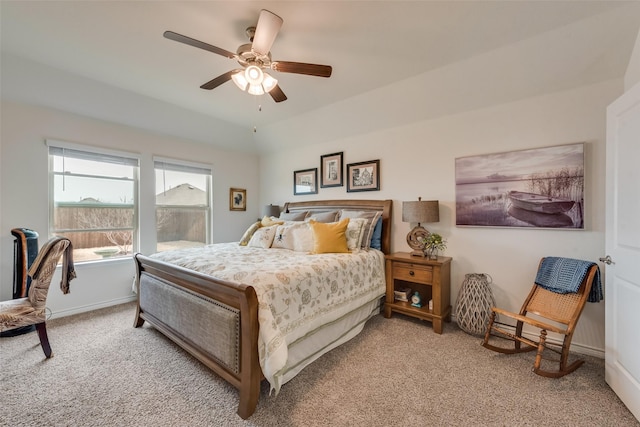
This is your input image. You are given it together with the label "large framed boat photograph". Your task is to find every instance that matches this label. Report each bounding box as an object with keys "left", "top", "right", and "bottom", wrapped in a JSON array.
[{"left": 455, "top": 143, "right": 584, "bottom": 229}]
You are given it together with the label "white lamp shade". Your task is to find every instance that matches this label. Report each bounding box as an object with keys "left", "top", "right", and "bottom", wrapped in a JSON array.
[
  {"left": 247, "top": 84, "right": 265, "bottom": 95},
  {"left": 245, "top": 66, "right": 264, "bottom": 86},
  {"left": 262, "top": 73, "right": 278, "bottom": 92},
  {"left": 231, "top": 71, "right": 249, "bottom": 91}
]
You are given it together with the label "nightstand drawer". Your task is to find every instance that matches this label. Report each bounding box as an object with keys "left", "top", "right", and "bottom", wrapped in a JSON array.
[{"left": 393, "top": 263, "right": 433, "bottom": 284}]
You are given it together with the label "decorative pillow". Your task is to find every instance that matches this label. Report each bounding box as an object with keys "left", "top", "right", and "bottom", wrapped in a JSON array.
[
  {"left": 338, "top": 210, "right": 382, "bottom": 249},
  {"left": 345, "top": 218, "right": 367, "bottom": 250},
  {"left": 309, "top": 218, "right": 350, "bottom": 254},
  {"left": 247, "top": 226, "right": 277, "bottom": 248},
  {"left": 292, "top": 225, "right": 314, "bottom": 252},
  {"left": 239, "top": 221, "right": 261, "bottom": 246},
  {"left": 261, "top": 216, "right": 284, "bottom": 227},
  {"left": 279, "top": 211, "right": 309, "bottom": 221},
  {"left": 271, "top": 223, "right": 306, "bottom": 250},
  {"left": 369, "top": 217, "right": 383, "bottom": 251},
  {"left": 306, "top": 211, "right": 339, "bottom": 223}
]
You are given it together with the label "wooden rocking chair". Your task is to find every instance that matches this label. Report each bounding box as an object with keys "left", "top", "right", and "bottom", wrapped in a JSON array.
[{"left": 482, "top": 257, "right": 600, "bottom": 378}]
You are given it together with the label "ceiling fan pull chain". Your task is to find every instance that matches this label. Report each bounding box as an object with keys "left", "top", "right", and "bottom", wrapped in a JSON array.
[{"left": 252, "top": 96, "right": 260, "bottom": 133}]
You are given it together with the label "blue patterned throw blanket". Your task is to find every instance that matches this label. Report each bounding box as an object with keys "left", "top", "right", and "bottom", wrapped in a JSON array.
[{"left": 534, "top": 257, "right": 603, "bottom": 303}]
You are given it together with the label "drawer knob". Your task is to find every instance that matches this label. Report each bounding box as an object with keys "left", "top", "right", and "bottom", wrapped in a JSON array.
[{"left": 409, "top": 270, "right": 415, "bottom": 276}]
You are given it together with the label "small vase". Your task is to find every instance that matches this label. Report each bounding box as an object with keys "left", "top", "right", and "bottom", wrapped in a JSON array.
[{"left": 424, "top": 247, "right": 438, "bottom": 260}]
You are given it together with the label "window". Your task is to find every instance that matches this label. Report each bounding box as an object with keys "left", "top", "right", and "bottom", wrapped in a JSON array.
[
  {"left": 48, "top": 142, "right": 139, "bottom": 262},
  {"left": 154, "top": 158, "right": 212, "bottom": 252}
]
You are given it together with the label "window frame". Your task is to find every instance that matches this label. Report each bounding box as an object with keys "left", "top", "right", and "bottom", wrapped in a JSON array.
[
  {"left": 154, "top": 156, "right": 213, "bottom": 252},
  {"left": 47, "top": 139, "right": 140, "bottom": 263}
]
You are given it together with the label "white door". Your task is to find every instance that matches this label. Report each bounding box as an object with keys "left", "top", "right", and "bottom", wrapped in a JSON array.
[{"left": 605, "top": 82, "right": 640, "bottom": 420}]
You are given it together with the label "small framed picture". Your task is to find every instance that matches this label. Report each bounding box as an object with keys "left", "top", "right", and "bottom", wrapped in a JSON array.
[
  {"left": 230, "top": 188, "right": 246, "bottom": 211},
  {"left": 293, "top": 168, "right": 318, "bottom": 195},
  {"left": 320, "top": 152, "right": 343, "bottom": 188},
  {"left": 347, "top": 160, "right": 380, "bottom": 192}
]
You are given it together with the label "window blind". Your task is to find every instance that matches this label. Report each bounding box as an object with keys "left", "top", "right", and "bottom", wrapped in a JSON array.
[
  {"left": 154, "top": 159, "right": 211, "bottom": 175},
  {"left": 48, "top": 144, "right": 139, "bottom": 167}
]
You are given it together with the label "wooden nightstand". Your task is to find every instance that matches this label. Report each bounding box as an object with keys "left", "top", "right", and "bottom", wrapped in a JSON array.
[{"left": 383, "top": 252, "right": 452, "bottom": 334}]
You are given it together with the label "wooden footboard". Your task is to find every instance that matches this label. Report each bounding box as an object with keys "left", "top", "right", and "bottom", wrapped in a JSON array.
[{"left": 133, "top": 253, "right": 262, "bottom": 419}]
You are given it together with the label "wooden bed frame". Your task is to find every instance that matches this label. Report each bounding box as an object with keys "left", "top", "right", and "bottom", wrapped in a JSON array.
[{"left": 133, "top": 199, "right": 392, "bottom": 419}]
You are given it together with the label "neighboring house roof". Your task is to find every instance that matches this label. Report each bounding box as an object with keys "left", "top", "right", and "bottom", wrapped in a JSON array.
[
  {"left": 156, "top": 183, "right": 206, "bottom": 206},
  {"left": 78, "top": 197, "right": 100, "bottom": 204}
]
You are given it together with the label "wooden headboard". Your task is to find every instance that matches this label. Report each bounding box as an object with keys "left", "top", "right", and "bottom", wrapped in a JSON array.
[{"left": 283, "top": 199, "right": 393, "bottom": 254}]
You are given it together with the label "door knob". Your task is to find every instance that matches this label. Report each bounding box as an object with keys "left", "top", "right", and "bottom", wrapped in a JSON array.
[{"left": 599, "top": 255, "right": 613, "bottom": 265}]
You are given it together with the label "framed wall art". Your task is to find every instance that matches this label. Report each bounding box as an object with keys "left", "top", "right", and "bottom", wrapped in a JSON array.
[
  {"left": 455, "top": 142, "right": 584, "bottom": 229},
  {"left": 229, "top": 188, "right": 246, "bottom": 211},
  {"left": 346, "top": 159, "right": 380, "bottom": 192},
  {"left": 293, "top": 168, "right": 318, "bottom": 195},
  {"left": 320, "top": 152, "right": 343, "bottom": 188}
]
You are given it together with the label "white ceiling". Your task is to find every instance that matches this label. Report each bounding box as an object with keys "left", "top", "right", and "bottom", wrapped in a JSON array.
[{"left": 2, "top": 1, "right": 640, "bottom": 153}]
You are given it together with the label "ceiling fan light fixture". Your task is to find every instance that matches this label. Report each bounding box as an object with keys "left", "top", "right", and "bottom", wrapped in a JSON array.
[
  {"left": 244, "top": 65, "right": 264, "bottom": 86},
  {"left": 231, "top": 71, "right": 249, "bottom": 91},
  {"left": 248, "top": 83, "right": 265, "bottom": 96},
  {"left": 262, "top": 73, "right": 278, "bottom": 92}
]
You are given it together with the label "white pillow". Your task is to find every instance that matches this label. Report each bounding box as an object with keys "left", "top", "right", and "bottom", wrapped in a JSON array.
[
  {"left": 292, "top": 225, "right": 314, "bottom": 252},
  {"left": 271, "top": 223, "right": 305, "bottom": 250},
  {"left": 247, "top": 226, "right": 277, "bottom": 248},
  {"left": 345, "top": 218, "right": 367, "bottom": 250}
]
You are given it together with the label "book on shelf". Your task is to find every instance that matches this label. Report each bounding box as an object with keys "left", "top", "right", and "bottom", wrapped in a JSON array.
[{"left": 394, "top": 287, "right": 413, "bottom": 302}]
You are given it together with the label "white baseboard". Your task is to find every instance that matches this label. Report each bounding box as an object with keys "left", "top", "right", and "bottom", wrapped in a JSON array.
[
  {"left": 48, "top": 295, "right": 137, "bottom": 320},
  {"left": 452, "top": 316, "right": 605, "bottom": 360}
]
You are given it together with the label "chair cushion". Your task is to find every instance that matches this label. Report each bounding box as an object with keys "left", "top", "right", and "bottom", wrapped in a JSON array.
[{"left": 0, "top": 298, "right": 42, "bottom": 331}]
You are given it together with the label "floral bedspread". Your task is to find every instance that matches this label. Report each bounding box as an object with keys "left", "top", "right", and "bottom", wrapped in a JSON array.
[{"left": 150, "top": 243, "right": 386, "bottom": 392}]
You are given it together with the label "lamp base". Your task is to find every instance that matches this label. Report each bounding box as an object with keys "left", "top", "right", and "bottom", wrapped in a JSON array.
[
  {"left": 406, "top": 225, "right": 429, "bottom": 256},
  {"left": 410, "top": 250, "right": 426, "bottom": 257}
]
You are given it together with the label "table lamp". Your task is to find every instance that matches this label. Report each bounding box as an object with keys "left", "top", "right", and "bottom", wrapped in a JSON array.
[
  {"left": 402, "top": 198, "right": 439, "bottom": 257},
  {"left": 263, "top": 204, "right": 280, "bottom": 218}
]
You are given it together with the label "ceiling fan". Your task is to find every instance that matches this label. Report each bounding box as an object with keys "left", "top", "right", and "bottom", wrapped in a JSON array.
[{"left": 164, "top": 9, "right": 332, "bottom": 103}]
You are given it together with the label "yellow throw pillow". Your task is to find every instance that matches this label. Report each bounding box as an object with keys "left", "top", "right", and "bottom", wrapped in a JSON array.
[
  {"left": 261, "top": 216, "right": 284, "bottom": 227},
  {"left": 239, "top": 221, "right": 261, "bottom": 246},
  {"left": 309, "top": 218, "right": 350, "bottom": 254}
]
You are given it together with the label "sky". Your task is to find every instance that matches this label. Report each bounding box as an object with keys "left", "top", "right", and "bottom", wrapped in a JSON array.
[
  {"left": 53, "top": 156, "right": 206, "bottom": 203},
  {"left": 455, "top": 143, "right": 584, "bottom": 184}
]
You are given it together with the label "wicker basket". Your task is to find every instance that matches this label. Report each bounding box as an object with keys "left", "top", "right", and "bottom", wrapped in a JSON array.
[{"left": 455, "top": 273, "right": 496, "bottom": 336}]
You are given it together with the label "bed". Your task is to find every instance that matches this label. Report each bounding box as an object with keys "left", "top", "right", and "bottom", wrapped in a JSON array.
[{"left": 133, "top": 199, "right": 392, "bottom": 419}]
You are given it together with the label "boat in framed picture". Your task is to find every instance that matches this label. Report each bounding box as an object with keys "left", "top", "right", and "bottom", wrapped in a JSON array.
[{"left": 507, "top": 191, "right": 575, "bottom": 214}]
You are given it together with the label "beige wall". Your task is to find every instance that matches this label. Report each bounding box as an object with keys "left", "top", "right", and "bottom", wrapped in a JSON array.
[
  {"left": 625, "top": 26, "right": 640, "bottom": 90},
  {"left": 260, "top": 79, "right": 623, "bottom": 356},
  {"left": 0, "top": 101, "right": 260, "bottom": 316}
]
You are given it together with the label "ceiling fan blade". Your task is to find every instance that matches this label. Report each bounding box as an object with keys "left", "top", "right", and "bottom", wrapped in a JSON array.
[
  {"left": 269, "top": 85, "right": 287, "bottom": 103},
  {"left": 251, "top": 9, "right": 283, "bottom": 55},
  {"left": 200, "top": 70, "right": 235, "bottom": 90},
  {"left": 164, "top": 31, "right": 236, "bottom": 59},
  {"left": 271, "top": 61, "right": 332, "bottom": 78}
]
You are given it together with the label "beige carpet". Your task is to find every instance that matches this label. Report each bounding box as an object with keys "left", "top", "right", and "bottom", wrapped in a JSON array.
[{"left": 1, "top": 302, "right": 637, "bottom": 427}]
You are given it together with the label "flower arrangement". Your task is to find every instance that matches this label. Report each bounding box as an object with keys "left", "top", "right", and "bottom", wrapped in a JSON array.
[{"left": 422, "top": 233, "right": 447, "bottom": 259}]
